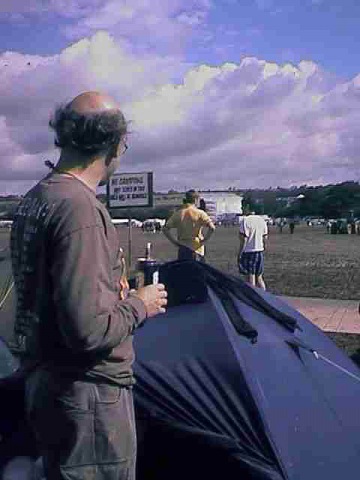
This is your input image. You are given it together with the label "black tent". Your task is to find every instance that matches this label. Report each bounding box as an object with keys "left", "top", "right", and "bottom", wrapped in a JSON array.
[{"left": 133, "top": 261, "right": 360, "bottom": 480}]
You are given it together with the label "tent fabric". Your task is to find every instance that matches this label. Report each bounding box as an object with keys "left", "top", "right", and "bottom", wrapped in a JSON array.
[
  {"left": 0, "top": 340, "right": 37, "bottom": 468},
  {"left": 133, "top": 260, "right": 360, "bottom": 480},
  {"left": 134, "top": 301, "right": 285, "bottom": 480}
]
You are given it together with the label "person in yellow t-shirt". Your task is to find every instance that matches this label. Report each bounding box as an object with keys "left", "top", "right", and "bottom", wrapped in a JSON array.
[{"left": 163, "top": 190, "right": 216, "bottom": 262}]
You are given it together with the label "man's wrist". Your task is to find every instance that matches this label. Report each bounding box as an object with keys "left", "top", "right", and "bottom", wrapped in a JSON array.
[{"left": 125, "top": 294, "right": 148, "bottom": 324}]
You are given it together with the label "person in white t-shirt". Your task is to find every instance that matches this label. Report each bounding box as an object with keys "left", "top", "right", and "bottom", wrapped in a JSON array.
[{"left": 238, "top": 210, "right": 268, "bottom": 290}]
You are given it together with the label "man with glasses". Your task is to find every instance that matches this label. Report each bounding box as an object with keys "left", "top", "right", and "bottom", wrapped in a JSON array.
[{"left": 10, "top": 91, "right": 167, "bottom": 480}]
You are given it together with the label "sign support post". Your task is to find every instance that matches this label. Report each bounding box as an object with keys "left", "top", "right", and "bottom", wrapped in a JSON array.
[
  {"left": 107, "top": 172, "right": 154, "bottom": 274},
  {"left": 128, "top": 215, "right": 132, "bottom": 270}
]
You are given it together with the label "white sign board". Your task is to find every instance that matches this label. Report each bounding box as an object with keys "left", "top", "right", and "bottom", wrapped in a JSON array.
[
  {"left": 200, "top": 192, "right": 243, "bottom": 217},
  {"left": 107, "top": 172, "right": 153, "bottom": 208}
]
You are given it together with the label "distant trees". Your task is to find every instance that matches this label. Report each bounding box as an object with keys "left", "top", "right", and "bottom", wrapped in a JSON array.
[
  {"left": 319, "top": 182, "right": 360, "bottom": 219},
  {"left": 270, "top": 182, "right": 360, "bottom": 219},
  {"left": 242, "top": 191, "right": 258, "bottom": 213},
  {"left": 239, "top": 181, "right": 360, "bottom": 219},
  {"left": 2, "top": 181, "right": 360, "bottom": 221},
  {"left": 261, "top": 191, "right": 278, "bottom": 216}
]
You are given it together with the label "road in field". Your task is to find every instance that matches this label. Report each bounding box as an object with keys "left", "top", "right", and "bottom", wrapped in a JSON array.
[{"left": 1, "top": 224, "right": 359, "bottom": 344}]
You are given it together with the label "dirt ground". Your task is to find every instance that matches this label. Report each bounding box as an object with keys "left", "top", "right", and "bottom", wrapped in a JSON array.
[
  {"left": 1, "top": 224, "right": 360, "bottom": 361},
  {"left": 2, "top": 223, "right": 360, "bottom": 300},
  {"left": 115, "top": 223, "right": 360, "bottom": 300}
]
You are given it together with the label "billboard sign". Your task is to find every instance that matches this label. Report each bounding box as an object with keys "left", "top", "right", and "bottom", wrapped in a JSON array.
[
  {"left": 199, "top": 192, "right": 243, "bottom": 220},
  {"left": 107, "top": 172, "right": 153, "bottom": 209}
]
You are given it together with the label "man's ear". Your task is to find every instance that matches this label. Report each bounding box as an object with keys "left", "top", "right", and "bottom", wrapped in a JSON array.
[
  {"left": 105, "top": 143, "right": 118, "bottom": 166},
  {"left": 105, "top": 152, "right": 112, "bottom": 167}
]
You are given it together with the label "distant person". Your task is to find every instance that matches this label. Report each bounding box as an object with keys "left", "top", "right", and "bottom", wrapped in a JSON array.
[
  {"left": 238, "top": 209, "right": 268, "bottom": 290},
  {"left": 10, "top": 91, "right": 168, "bottom": 480},
  {"left": 163, "top": 189, "right": 216, "bottom": 262},
  {"left": 289, "top": 220, "right": 295, "bottom": 234},
  {"left": 143, "top": 221, "right": 155, "bottom": 233},
  {"left": 199, "top": 198, "right": 207, "bottom": 212},
  {"left": 277, "top": 218, "right": 284, "bottom": 233},
  {"left": 356, "top": 221, "right": 360, "bottom": 235}
]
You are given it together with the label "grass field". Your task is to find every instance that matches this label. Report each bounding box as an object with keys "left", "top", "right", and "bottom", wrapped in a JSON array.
[
  {"left": 2, "top": 223, "right": 360, "bottom": 299},
  {"left": 115, "top": 223, "right": 360, "bottom": 300},
  {"left": 1, "top": 223, "right": 360, "bottom": 301},
  {"left": 1, "top": 224, "right": 360, "bottom": 358}
]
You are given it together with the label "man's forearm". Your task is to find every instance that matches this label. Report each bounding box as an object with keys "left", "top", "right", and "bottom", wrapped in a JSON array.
[
  {"left": 51, "top": 227, "right": 147, "bottom": 354},
  {"left": 200, "top": 226, "right": 215, "bottom": 245},
  {"left": 263, "top": 235, "right": 268, "bottom": 251},
  {"left": 239, "top": 235, "right": 245, "bottom": 252},
  {"left": 163, "top": 228, "right": 181, "bottom": 248}
]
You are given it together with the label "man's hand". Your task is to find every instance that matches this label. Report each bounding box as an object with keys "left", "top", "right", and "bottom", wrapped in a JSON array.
[
  {"left": 238, "top": 233, "right": 245, "bottom": 252},
  {"left": 131, "top": 283, "right": 168, "bottom": 318},
  {"left": 200, "top": 224, "right": 215, "bottom": 247}
]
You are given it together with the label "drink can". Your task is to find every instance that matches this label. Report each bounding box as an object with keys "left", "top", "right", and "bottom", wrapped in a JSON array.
[{"left": 136, "top": 258, "right": 161, "bottom": 286}]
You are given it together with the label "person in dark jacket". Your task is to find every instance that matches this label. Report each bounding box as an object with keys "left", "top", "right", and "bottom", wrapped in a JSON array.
[{"left": 10, "top": 91, "right": 168, "bottom": 480}]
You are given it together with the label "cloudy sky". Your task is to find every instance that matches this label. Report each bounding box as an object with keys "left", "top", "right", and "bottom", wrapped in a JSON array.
[{"left": 0, "top": 0, "right": 359, "bottom": 195}]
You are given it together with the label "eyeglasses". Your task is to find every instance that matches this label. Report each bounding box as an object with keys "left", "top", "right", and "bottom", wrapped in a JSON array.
[{"left": 122, "top": 143, "right": 128, "bottom": 154}]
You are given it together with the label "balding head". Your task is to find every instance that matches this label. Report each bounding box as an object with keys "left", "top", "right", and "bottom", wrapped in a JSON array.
[
  {"left": 49, "top": 91, "right": 128, "bottom": 162},
  {"left": 67, "top": 91, "right": 121, "bottom": 115}
]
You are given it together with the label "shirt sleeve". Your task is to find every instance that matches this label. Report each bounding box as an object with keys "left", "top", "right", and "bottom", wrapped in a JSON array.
[
  {"left": 50, "top": 224, "right": 147, "bottom": 354},
  {"left": 239, "top": 218, "right": 247, "bottom": 236},
  {"left": 263, "top": 221, "right": 268, "bottom": 236},
  {"left": 200, "top": 211, "right": 215, "bottom": 227}
]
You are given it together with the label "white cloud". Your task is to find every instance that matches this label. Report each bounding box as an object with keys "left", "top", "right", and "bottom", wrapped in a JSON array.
[
  {"left": 0, "top": 1, "right": 103, "bottom": 19},
  {"left": 0, "top": 32, "right": 188, "bottom": 183},
  {"left": 60, "top": 0, "right": 212, "bottom": 56},
  {"left": 1, "top": 32, "right": 360, "bottom": 194},
  {"left": 176, "top": 11, "right": 207, "bottom": 26},
  {"left": 0, "top": 0, "right": 211, "bottom": 56}
]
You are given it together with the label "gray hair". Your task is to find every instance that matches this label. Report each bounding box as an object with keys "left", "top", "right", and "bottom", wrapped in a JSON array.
[{"left": 49, "top": 103, "right": 129, "bottom": 157}]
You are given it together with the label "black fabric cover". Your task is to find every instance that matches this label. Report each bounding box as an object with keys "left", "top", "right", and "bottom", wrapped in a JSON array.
[
  {"left": 0, "top": 362, "right": 38, "bottom": 469},
  {"left": 134, "top": 260, "right": 360, "bottom": 480},
  {"left": 159, "top": 261, "right": 208, "bottom": 306},
  {"left": 2, "top": 261, "right": 360, "bottom": 478}
]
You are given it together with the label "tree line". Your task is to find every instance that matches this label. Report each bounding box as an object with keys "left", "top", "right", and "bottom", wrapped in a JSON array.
[
  {"left": 242, "top": 181, "right": 360, "bottom": 219},
  {"left": 1, "top": 181, "right": 359, "bottom": 220}
]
